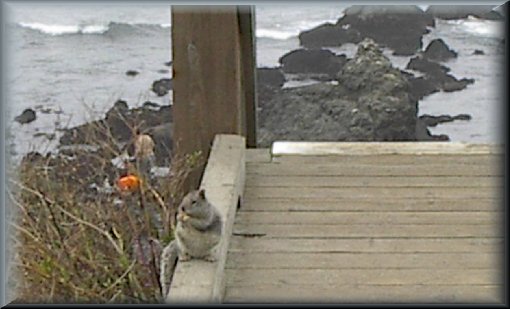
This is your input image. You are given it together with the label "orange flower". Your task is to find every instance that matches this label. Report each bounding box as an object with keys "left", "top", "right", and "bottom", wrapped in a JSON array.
[{"left": 117, "top": 175, "right": 141, "bottom": 192}]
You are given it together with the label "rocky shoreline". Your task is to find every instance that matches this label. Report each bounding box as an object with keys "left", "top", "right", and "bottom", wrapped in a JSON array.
[{"left": 15, "top": 5, "right": 503, "bottom": 168}]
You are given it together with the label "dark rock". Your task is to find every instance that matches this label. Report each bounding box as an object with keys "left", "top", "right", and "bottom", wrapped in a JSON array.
[
  {"left": 151, "top": 78, "right": 173, "bottom": 96},
  {"left": 405, "top": 75, "right": 440, "bottom": 101},
  {"left": 257, "top": 67, "right": 285, "bottom": 89},
  {"left": 126, "top": 70, "right": 139, "bottom": 76},
  {"left": 60, "top": 99, "right": 173, "bottom": 149},
  {"left": 105, "top": 100, "right": 131, "bottom": 142},
  {"left": 299, "top": 23, "right": 361, "bottom": 48},
  {"left": 257, "top": 67, "right": 286, "bottom": 108},
  {"left": 426, "top": 5, "right": 504, "bottom": 20},
  {"left": 442, "top": 76, "right": 475, "bottom": 92},
  {"left": 406, "top": 56, "right": 474, "bottom": 94},
  {"left": 406, "top": 56, "right": 450, "bottom": 75},
  {"left": 415, "top": 118, "right": 448, "bottom": 141},
  {"left": 473, "top": 49, "right": 485, "bottom": 55},
  {"left": 257, "top": 39, "right": 418, "bottom": 147},
  {"left": 419, "top": 113, "right": 472, "bottom": 127},
  {"left": 147, "top": 123, "right": 173, "bottom": 166},
  {"left": 164, "top": 61, "right": 173, "bottom": 67},
  {"left": 297, "top": 5, "right": 434, "bottom": 55},
  {"left": 14, "top": 109, "right": 37, "bottom": 124},
  {"left": 336, "top": 5, "right": 435, "bottom": 55},
  {"left": 279, "top": 49, "right": 348, "bottom": 79},
  {"left": 422, "top": 39, "right": 458, "bottom": 62},
  {"left": 157, "top": 69, "right": 170, "bottom": 74}
]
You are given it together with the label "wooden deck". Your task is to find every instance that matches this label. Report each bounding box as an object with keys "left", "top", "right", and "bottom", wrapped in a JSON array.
[{"left": 224, "top": 144, "right": 504, "bottom": 303}]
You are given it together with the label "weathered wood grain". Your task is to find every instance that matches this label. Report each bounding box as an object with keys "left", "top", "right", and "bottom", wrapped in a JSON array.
[
  {"left": 239, "top": 198, "right": 503, "bottom": 212},
  {"left": 272, "top": 153, "right": 502, "bottom": 165},
  {"left": 245, "top": 175, "right": 502, "bottom": 188},
  {"left": 226, "top": 252, "right": 502, "bottom": 269},
  {"left": 228, "top": 237, "right": 504, "bottom": 253},
  {"left": 226, "top": 268, "right": 502, "bottom": 286},
  {"left": 243, "top": 187, "right": 501, "bottom": 200},
  {"left": 234, "top": 211, "right": 502, "bottom": 225},
  {"left": 232, "top": 223, "right": 503, "bottom": 238},
  {"left": 271, "top": 142, "right": 503, "bottom": 156},
  {"left": 246, "top": 163, "right": 502, "bottom": 176},
  {"left": 225, "top": 284, "right": 503, "bottom": 303}
]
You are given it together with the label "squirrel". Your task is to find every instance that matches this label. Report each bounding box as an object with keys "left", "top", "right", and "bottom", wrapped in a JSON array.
[{"left": 159, "top": 189, "right": 223, "bottom": 299}]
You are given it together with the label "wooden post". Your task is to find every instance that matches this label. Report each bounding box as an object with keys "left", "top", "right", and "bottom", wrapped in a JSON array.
[{"left": 171, "top": 5, "right": 256, "bottom": 191}]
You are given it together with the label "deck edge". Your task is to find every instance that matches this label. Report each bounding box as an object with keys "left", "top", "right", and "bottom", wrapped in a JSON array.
[
  {"left": 271, "top": 142, "right": 503, "bottom": 156},
  {"left": 165, "top": 134, "right": 246, "bottom": 303}
]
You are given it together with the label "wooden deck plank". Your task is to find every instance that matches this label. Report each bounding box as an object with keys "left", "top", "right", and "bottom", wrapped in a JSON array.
[
  {"left": 246, "top": 163, "right": 502, "bottom": 176},
  {"left": 245, "top": 175, "right": 502, "bottom": 188},
  {"left": 239, "top": 198, "right": 502, "bottom": 212},
  {"left": 226, "top": 268, "right": 502, "bottom": 286},
  {"left": 232, "top": 223, "right": 502, "bottom": 238},
  {"left": 234, "top": 211, "right": 501, "bottom": 225},
  {"left": 225, "top": 284, "right": 502, "bottom": 303},
  {"left": 271, "top": 154, "right": 502, "bottom": 165},
  {"left": 271, "top": 141, "right": 503, "bottom": 156},
  {"left": 228, "top": 237, "right": 504, "bottom": 253},
  {"left": 226, "top": 252, "right": 502, "bottom": 269},
  {"left": 243, "top": 187, "right": 501, "bottom": 200},
  {"left": 246, "top": 149, "right": 271, "bottom": 163}
]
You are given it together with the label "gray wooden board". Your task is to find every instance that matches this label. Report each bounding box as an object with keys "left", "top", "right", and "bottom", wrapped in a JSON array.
[
  {"left": 245, "top": 149, "right": 271, "bottom": 163},
  {"left": 245, "top": 175, "right": 502, "bottom": 188},
  {"left": 225, "top": 252, "right": 502, "bottom": 269},
  {"left": 226, "top": 268, "right": 502, "bottom": 286},
  {"left": 232, "top": 223, "right": 503, "bottom": 238},
  {"left": 228, "top": 237, "right": 504, "bottom": 253},
  {"left": 224, "top": 284, "right": 503, "bottom": 303},
  {"left": 271, "top": 141, "right": 503, "bottom": 155},
  {"left": 234, "top": 211, "right": 502, "bottom": 225},
  {"left": 271, "top": 154, "right": 502, "bottom": 165},
  {"left": 246, "top": 163, "right": 502, "bottom": 176},
  {"left": 243, "top": 187, "right": 501, "bottom": 200},
  {"left": 238, "top": 198, "right": 503, "bottom": 212}
]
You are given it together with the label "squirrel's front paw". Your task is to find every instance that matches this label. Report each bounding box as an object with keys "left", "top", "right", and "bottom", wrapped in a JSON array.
[
  {"left": 204, "top": 255, "right": 217, "bottom": 262},
  {"left": 177, "top": 212, "right": 190, "bottom": 222},
  {"left": 179, "top": 253, "right": 192, "bottom": 262}
]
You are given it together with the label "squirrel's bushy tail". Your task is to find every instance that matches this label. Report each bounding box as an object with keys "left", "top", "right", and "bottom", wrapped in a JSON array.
[{"left": 160, "top": 240, "right": 179, "bottom": 301}]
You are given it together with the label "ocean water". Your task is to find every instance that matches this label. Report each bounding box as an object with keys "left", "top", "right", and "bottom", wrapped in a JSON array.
[{"left": 3, "top": 3, "right": 506, "bottom": 160}]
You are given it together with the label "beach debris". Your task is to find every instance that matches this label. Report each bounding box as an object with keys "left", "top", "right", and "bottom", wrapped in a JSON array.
[
  {"left": 32, "top": 132, "right": 56, "bottom": 140},
  {"left": 117, "top": 174, "right": 141, "bottom": 192},
  {"left": 126, "top": 70, "right": 140, "bottom": 76},
  {"left": 151, "top": 78, "right": 172, "bottom": 96},
  {"left": 15, "top": 108, "right": 37, "bottom": 124}
]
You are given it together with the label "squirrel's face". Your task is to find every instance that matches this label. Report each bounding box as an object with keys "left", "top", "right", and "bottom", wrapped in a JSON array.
[{"left": 179, "top": 189, "right": 207, "bottom": 215}]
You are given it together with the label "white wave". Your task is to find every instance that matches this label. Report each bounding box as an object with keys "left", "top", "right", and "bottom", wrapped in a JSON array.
[
  {"left": 18, "top": 22, "right": 109, "bottom": 35},
  {"left": 17, "top": 21, "right": 170, "bottom": 36},
  {"left": 81, "top": 24, "right": 109, "bottom": 34},
  {"left": 19, "top": 22, "right": 80, "bottom": 35},
  {"left": 460, "top": 17, "right": 503, "bottom": 37},
  {"left": 256, "top": 28, "right": 298, "bottom": 40}
]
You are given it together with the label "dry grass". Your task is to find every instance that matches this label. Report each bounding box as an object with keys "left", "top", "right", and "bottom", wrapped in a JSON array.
[{"left": 7, "top": 115, "right": 203, "bottom": 303}]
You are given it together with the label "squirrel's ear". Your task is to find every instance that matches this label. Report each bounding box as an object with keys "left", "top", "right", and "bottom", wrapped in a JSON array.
[{"left": 198, "top": 189, "right": 206, "bottom": 199}]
